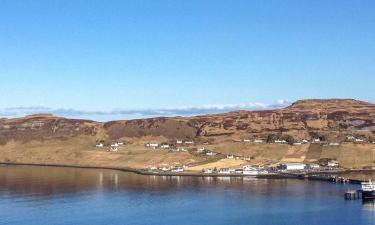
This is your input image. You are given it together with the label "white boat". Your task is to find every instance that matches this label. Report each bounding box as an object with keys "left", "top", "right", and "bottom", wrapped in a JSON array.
[{"left": 362, "top": 180, "right": 375, "bottom": 200}]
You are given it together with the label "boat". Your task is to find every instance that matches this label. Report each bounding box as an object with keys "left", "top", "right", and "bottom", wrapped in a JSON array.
[{"left": 361, "top": 180, "right": 375, "bottom": 200}]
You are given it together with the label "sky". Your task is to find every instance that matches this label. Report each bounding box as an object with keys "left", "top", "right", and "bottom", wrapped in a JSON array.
[{"left": 0, "top": 0, "right": 374, "bottom": 120}]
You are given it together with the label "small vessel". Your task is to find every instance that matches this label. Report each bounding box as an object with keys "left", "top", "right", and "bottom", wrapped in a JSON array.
[{"left": 361, "top": 180, "right": 375, "bottom": 200}]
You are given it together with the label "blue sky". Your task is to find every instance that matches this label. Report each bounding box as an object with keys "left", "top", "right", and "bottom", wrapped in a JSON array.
[{"left": 0, "top": 0, "right": 374, "bottom": 120}]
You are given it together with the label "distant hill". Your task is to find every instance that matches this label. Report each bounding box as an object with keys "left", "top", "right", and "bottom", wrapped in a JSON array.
[{"left": 1, "top": 99, "right": 374, "bottom": 144}]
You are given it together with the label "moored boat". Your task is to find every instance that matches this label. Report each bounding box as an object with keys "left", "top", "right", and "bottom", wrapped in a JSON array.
[{"left": 361, "top": 180, "right": 375, "bottom": 200}]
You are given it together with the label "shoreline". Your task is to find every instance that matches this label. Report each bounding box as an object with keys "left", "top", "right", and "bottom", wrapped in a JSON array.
[{"left": 1, "top": 162, "right": 374, "bottom": 182}]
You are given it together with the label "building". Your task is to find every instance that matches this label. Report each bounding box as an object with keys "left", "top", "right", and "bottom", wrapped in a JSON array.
[
  {"left": 254, "top": 139, "right": 263, "bottom": 143},
  {"left": 197, "top": 147, "right": 205, "bottom": 153},
  {"left": 312, "top": 138, "right": 321, "bottom": 143},
  {"left": 327, "top": 160, "right": 339, "bottom": 168},
  {"left": 278, "top": 163, "right": 306, "bottom": 171},
  {"left": 176, "top": 140, "right": 183, "bottom": 144},
  {"left": 218, "top": 168, "right": 230, "bottom": 174},
  {"left": 227, "top": 155, "right": 234, "bottom": 159},
  {"left": 160, "top": 144, "right": 170, "bottom": 149},
  {"left": 171, "top": 167, "right": 184, "bottom": 173},
  {"left": 243, "top": 139, "right": 251, "bottom": 143},
  {"left": 95, "top": 143, "right": 104, "bottom": 148},
  {"left": 306, "top": 163, "right": 320, "bottom": 170},
  {"left": 202, "top": 168, "right": 213, "bottom": 174},
  {"left": 329, "top": 142, "right": 340, "bottom": 146},
  {"left": 185, "top": 141, "right": 194, "bottom": 144},
  {"left": 206, "top": 151, "right": 216, "bottom": 156}
]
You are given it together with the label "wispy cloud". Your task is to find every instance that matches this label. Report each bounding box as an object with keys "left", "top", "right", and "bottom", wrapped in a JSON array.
[{"left": 0, "top": 100, "right": 290, "bottom": 121}]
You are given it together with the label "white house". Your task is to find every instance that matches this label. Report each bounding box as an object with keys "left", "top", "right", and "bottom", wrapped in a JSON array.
[
  {"left": 176, "top": 140, "right": 183, "bottom": 144},
  {"left": 95, "top": 143, "right": 104, "bottom": 148},
  {"left": 329, "top": 142, "right": 340, "bottom": 146},
  {"left": 312, "top": 138, "right": 321, "bottom": 143},
  {"left": 278, "top": 163, "right": 306, "bottom": 171},
  {"left": 243, "top": 139, "right": 251, "bottom": 143},
  {"left": 227, "top": 155, "right": 234, "bottom": 159},
  {"left": 294, "top": 142, "right": 302, "bottom": 145},
  {"left": 254, "top": 139, "right": 263, "bottom": 143},
  {"left": 171, "top": 167, "right": 184, "bottom": 173},
  {"left": 355, "top": 138, "right": 364, "bottom": 143},
  {"left": 197, "top": 147, "right": 205, "bottom": 153},
  {"left": 327, "top": 160, "right": 339, "bottom": 168},
  {"left": 159, "top": 166, "right": 171, "bottom": 171},
  {"left": 275, "top": 139, "right": 287, "bottom": 144},
  {"left": 347, "top": 136, "right": 356, "bottom": 141},
  {"left": 301, "top": 139, "right": 309, "bottom": 144},
  {"left": 206, "top": 151, "right": 216, "bottom": 156},
  {"left": 306, "top": 163, "right": 320, "bottom": 170},
  {"left": 185, "top": 141, "right": 194, "bottom": 144},
  {"left": 110, "top": 145, "right": 118, "bottom": 152},
  {"left": 202, "top": 168, "right": 213, "bottom": 174},
  {"left": 218, "top": 168, "right": 230, "bottom": 174},
  {"left": 160, "top": 144, "right": 170, "bottom": 149}
]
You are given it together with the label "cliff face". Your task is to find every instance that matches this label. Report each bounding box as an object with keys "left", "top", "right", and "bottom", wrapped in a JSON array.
[{"left": 0, "top": 99, "right": 374, "bottom": 144}]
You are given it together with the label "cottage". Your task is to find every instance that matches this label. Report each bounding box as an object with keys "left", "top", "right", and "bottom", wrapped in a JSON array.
[
  {"left": 306, "top": 163, "right": 320, "bottom": 170},
  {"left": 327, "top": 160, "right": 339, "bottom": 168},
  {"left": 159, "top": 166, "right": 171, "bottom": 171},
  {"left": 206, "top": 151, "right": 216, "bottom": 156},
  {"left": 110, "top": 145, "right": 118, "bottom": 152},
  {"left": 171, "top": 167, "right": 184, "bottom": 173},
  {"left": 95, "top": 143, "right": 104, "bottom": 148},
  {"left": 197, "top": 147, "right": 205, "bottom": 153},
  {"left": 355, "top": 138, "right": 364, "bottom": 143},
  {"left": 329, "top": 142, "right": 340, "bottom": 146},
  {"left": 347, "top": 136, "right": 356, "bottom": 141},
  {"left": 312, "top": 138, "right": 321, "bottom": 143},
  {"left": 243, "top": 139, "right": 251, "bottom": 143},
  {"left": 185, "top": 141, "right": 194, "bottom": 144},
  {"left": 148, "top": 166, "right": 157, "bottom": 170},
  {"left": 301, "top": 139, "right": 309, "bottom": 144},
  {"left": 202, "top": 168, "right": 213, "bottom": 174},
  {"left": 275, "top": 139, "right": 287, "bottom": 144},
  {"left": 218, "top": 168, "right": 230, "bottom": 174},
  {"left": 227, "top": 155, "right": 234, "bottom": 159},
  {"left": 254, "top": 139, "right": 263, "bottom": 143},
  {"left": 278, "top": 163, "right": 306, "bottom": 171},
  {"left": 176, "top": 140, "right": 183, "bottom": 144},
  {"left": 160, "top": 144, "right": 170, "bottom": 149},
  {"left": 243, "top": 156, "right": 252, "bottom": 161},
  {"left": 294, "top": 142, "right": 302, "bottom": 145}
]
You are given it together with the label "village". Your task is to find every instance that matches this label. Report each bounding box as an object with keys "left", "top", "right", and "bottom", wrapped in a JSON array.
[{"left": 91, "top": 134, "right": 375, "bottom": 177}]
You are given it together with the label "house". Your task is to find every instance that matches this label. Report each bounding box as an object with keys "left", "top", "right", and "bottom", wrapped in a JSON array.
[
  {"left": 278, "top": 163, "right": 306, "bottom": 171},
  {"left": 327, "top": 160, "right": 339, "bottom": 168},
  {"left": 355, "top": 138, "right": 364, "bottom": 143},
  {"left": 148, "top": 166, "right": 157, "bottom": 170},
  {"left": 254, "top": 139, "right": 263, "bottom": 143},
  {"left": 218, "top": 168, "right": 230, "bottom": 174},
  {"left": 243, "top": 139, "right": 251, "bottom": 143},
  {"left": 301, "top": 139, "right": 309, "bottom": 144},
  {"left": 171, "top": 167, "right": 184, "bottom": 173},
  {"left": 160, "top": 144, "right": 170, "bottom": 149},
  {"left": 197, "top": 147, "right": 205, "bottom": 153},
  {"left": 243, "top": 156, "right": 252, "bottom": 161},
  {"left": 176, "top": 147, "right": 187, "bottom": 152},
  {"left": 242, "top": 166, "right": 260, "bottom": 175},
  {"left": 95, "top": 143, "right": 104, "bottom": 148},
  {"left": 176, "top": 140, "right": 183, "bottom": 144},
  {"left": 159, "top": 166, "right": 171, "bottom": 171},
  {"left": 312, "top": 138, "right": 321, "bottom": 143},
  {"left": 306, "top": 163, "right": 320, "bottom": 170},
  {"left": 275, "top": 139, "right": 287, "bottom": 144},
  {"left": 206, "top": 151, "right": 216, "bottom": 156},
  {"left": 116, "top": 141, "right": 124, "bottom": 145},
  {"left": 227, "top": 155, "right": 234, "bottom": 159},
  {"left": 202, "top": 168, "right": 213, "bottom": 174},
  {"left": 293, "top": 142, "right": 302, "bottom": 145},
  {"left": 329, "top": 142, "right": 340, "bottom": 146},
  {"left": 185, "top": 141, "right": 194, "bottom": 144},
  {"left": 234, "top": 169, "right": 243, "bottom": 174},
  {"left": 347, "top": 136, "right": 356, "bottom": 141},
  {"left": 110, "top": 145, "right": 118, "bottom": 152}
]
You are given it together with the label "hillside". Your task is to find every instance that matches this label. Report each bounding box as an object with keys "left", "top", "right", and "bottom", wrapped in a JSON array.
[{"left": 0, "top": 99, "right": 375, "bottom": 169}]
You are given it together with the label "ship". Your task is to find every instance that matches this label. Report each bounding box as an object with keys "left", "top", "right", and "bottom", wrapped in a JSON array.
[{"left": 361, "top": 180, "right": 375, "bottom": 200}]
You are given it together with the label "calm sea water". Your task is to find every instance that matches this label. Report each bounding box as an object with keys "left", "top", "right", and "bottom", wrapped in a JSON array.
[{"left": 0, "top": 165, "right": 374, "bottom": 225}]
